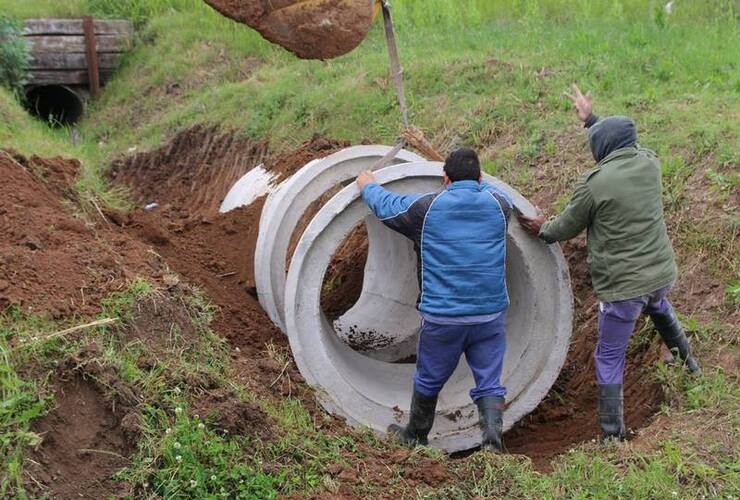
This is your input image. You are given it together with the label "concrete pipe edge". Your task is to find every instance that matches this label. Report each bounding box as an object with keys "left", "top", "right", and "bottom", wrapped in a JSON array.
[
  {"left": 254, "top": 145, "right": 425, "bottom": 331},
  {"left": 283, "top": 161, "right": 573, "bottom": 452}
]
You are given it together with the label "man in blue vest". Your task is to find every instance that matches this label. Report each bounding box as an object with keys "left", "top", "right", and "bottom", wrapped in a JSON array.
[{"left": 356, "top": 148, "right": 512, "bottom": 451}]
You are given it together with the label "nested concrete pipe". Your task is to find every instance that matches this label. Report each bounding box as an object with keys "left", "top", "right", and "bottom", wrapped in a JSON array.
[
  {"left": 253, "top": 145, "right": 424, "bottom": 331},
  {"left": 282, "top": 162, "right": 573, "bottom": 452}
]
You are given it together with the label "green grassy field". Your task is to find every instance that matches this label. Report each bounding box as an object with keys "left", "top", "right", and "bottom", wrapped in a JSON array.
[{"left": 1, "top": 0, "right": 738, "bottom": 498}]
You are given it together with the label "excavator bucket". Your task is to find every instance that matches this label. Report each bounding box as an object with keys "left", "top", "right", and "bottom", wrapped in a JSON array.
[{"left": 203, "top": 0, "right": 376, "bottom": 60}]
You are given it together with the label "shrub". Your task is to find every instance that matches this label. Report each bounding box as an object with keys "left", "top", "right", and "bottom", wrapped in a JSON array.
[{"left": 0, "top": 16, "right": 30, "bottom": 98}]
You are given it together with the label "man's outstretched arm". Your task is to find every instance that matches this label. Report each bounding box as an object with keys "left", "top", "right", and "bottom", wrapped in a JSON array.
[
  {"left": 357, "top": 170, "right": 428, "bottom": 221},
  {"left": 518, "top": 83, "right": 599, "bottom": 241},
  {"left": 516, "top": 176, "right": 594, "bottom": 243}
]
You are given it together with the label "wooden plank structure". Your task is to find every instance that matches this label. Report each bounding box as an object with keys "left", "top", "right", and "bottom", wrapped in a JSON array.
[{"left": 23, "top": 18, "right": 133, "bottom": 91}]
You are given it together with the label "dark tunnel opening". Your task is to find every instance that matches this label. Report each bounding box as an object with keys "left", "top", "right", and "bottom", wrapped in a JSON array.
[{"left": 24, "top": 85, "right": 84, "bottom": 126}]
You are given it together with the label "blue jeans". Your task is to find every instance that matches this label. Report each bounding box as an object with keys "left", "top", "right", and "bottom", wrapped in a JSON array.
[
  {"left": 413, "top": 314, "right": 507, "bottom": 400},
  {"left": 595, "top": 284, "right": 673, "bottom": 385}
]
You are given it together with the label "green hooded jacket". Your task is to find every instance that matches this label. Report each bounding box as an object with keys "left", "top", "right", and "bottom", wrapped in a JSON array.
[{"left": 539, "top": 146, "right": 677, "bottom": 302}]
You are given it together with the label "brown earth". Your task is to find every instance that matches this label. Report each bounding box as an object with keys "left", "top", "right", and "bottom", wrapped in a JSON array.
[
  {"left": 192, "top": 388, "right": 274, "bottom": 441},
  {"left": 265, "top": 133, "right": 350, "bottom": 184},
  {"left": 0, "top": 150, "right": 166, "bottom": 319},
  {"left": 321, "top": 223, "right": 368, "bottom": 322},
  {"left": 119, "top": 284, "right": 205, "bottom": 357},
  {"left": 108, "top": 125, "right": 269, "bottom": 217},
  {"left": 202, "top": 0, "right": 376, "bottom": 60},
  {"left": 24, "top": 373, "right": 135, "bottom": 499}
]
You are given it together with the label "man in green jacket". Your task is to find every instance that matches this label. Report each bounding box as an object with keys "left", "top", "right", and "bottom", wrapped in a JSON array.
[{"left": 518, "top": 85, "right": 700, "bottom": 440}]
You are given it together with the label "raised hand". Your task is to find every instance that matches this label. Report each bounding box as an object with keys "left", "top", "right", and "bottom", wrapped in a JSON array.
[{"left": 564, "top": 84, "right": 593, "bottom": 122}]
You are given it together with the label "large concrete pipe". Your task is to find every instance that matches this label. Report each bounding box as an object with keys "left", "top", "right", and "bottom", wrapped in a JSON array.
[
  {"left": 282, "top": 161, "right": 573, "bottom": 452},
  {"left": 252, "top": 145, "right": 424, "bottom": 331}
]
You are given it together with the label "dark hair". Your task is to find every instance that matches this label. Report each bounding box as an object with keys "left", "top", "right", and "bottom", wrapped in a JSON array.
[{"left": 443, "top": 147, "right": 481, "bottom": 182}]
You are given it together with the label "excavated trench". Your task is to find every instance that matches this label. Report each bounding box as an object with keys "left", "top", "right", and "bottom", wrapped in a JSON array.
[{"left": 107, "top": 130, "right": 664, "bottom": 469}]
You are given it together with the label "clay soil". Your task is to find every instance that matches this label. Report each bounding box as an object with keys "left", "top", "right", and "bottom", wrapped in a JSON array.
[
  {"left": 0, "top": 151, "right": 166, "bottom": 319},
  {"left": 0, "top": 126, "right": 712, "bottom": 496},
  {"left": 202, "top": 0, "right": 375, "bottom": 60},
  {"left": 24, "top": 372, "right": 137, "bottom": 499}
]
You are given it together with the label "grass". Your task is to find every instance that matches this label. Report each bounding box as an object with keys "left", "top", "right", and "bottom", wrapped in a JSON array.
[
  {"left": 0, "top": 0, "right": 738, "bottom": 498},
  {"left": 0, "top": 281, "right": 360, "bottom": 498}
]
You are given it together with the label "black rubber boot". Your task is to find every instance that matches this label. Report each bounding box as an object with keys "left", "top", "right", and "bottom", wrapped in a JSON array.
[
  {"left": 599, "top": 384, "right": 625, "bottom": 441},
  {"left": 387, "top": 390, "right": 437, "bottom": 446},
  {"left": 476, "top": 396, "right": 505, "bottom": 452},
  {"left": 651, "top": 310, "right": 701, "bottom": 375}
]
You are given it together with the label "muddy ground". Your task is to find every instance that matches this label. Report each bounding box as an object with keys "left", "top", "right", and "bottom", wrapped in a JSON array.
[{"left": 2, "top": 125, "right": 732, "bottom": 496}]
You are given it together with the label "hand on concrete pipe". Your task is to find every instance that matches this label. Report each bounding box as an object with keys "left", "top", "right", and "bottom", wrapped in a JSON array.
[
  {"left": 356, "top": 170, "right": 377, "bottom": 190},
  {"left": 518, "top": 207, "right": 545, "bottom": 237}
]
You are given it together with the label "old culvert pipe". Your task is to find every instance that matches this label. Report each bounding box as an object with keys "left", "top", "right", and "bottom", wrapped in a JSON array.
[
  {"left": 279, "top": 160, "right": 573, "bottom": 452},
  {"left": 24, "top": 85, "right": 84, "bottom": 126}
]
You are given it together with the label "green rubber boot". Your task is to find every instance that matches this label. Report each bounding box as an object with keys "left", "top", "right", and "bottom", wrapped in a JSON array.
[
  {"left": 476, "top": 396, "right": 505, "bottom": 452},
  {"left": 651, "top": 310, "right": 701, "bottom": 375},
  {"left": 387, "top": 390, "right": 437, "bottom": 446}
]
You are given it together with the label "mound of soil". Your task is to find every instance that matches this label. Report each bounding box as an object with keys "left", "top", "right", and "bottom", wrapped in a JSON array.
[
  {"left": 202, "top": 0, "right": 375, "bottom": 60},
  {"left": 119, "top": 283, "right": 203, "bottom": 357},
  {"left": 0, "top": 151, "right": 164, "bottom": 319},
  {"left": 104, "top": 129, "right": 351, "bottom": 360},
  {"left": 25, "top": 374, "right": 135, "bottom": 499},
  {"left": 108, "top": 127, "right": 347, "bottom": 219},
  {"left": 108, "top": 125, "right": 268, "bottom": 216},
  {"left": 192, "top": 388, "right": 274, "bottom": 441},
  {"left": 264, "top": 133, "right": 350, "bottom": 184}
]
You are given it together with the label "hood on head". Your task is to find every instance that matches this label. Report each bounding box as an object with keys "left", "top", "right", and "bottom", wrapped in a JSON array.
[{"left": 588, "top": 116, "right": 637, "bottom": 162}]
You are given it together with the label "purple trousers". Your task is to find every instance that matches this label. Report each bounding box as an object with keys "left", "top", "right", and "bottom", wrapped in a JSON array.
[
  {"left": 595, "top": 284, "right": 673, "bottom": 385},
  {"left": 413, "top": 314, "right": 507, "bottom": 400}
]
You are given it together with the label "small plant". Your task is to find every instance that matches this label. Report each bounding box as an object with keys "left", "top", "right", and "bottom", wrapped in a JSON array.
[
  {"left": 726, "top": 280, "right": 740, "bottom": 305},
  {"left": 127, "top": 408, "right": 278, "bottom": 498},
  {"left": 0, "top": 15, "right": 30, "bottom": 98},
  {"left": 0, "top": 335, "right": 46, "bottom": 497}
]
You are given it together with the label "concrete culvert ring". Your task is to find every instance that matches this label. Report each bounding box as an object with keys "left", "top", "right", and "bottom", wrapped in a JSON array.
[
  {"left": 251, "top": 145, "right": 424, "bottom": 331},
  {"left": 24, "top": 85, "right": 84, "bottom": 126},
  {"left": 283, "top": 161, "right": 573, "bottom": 452}
]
